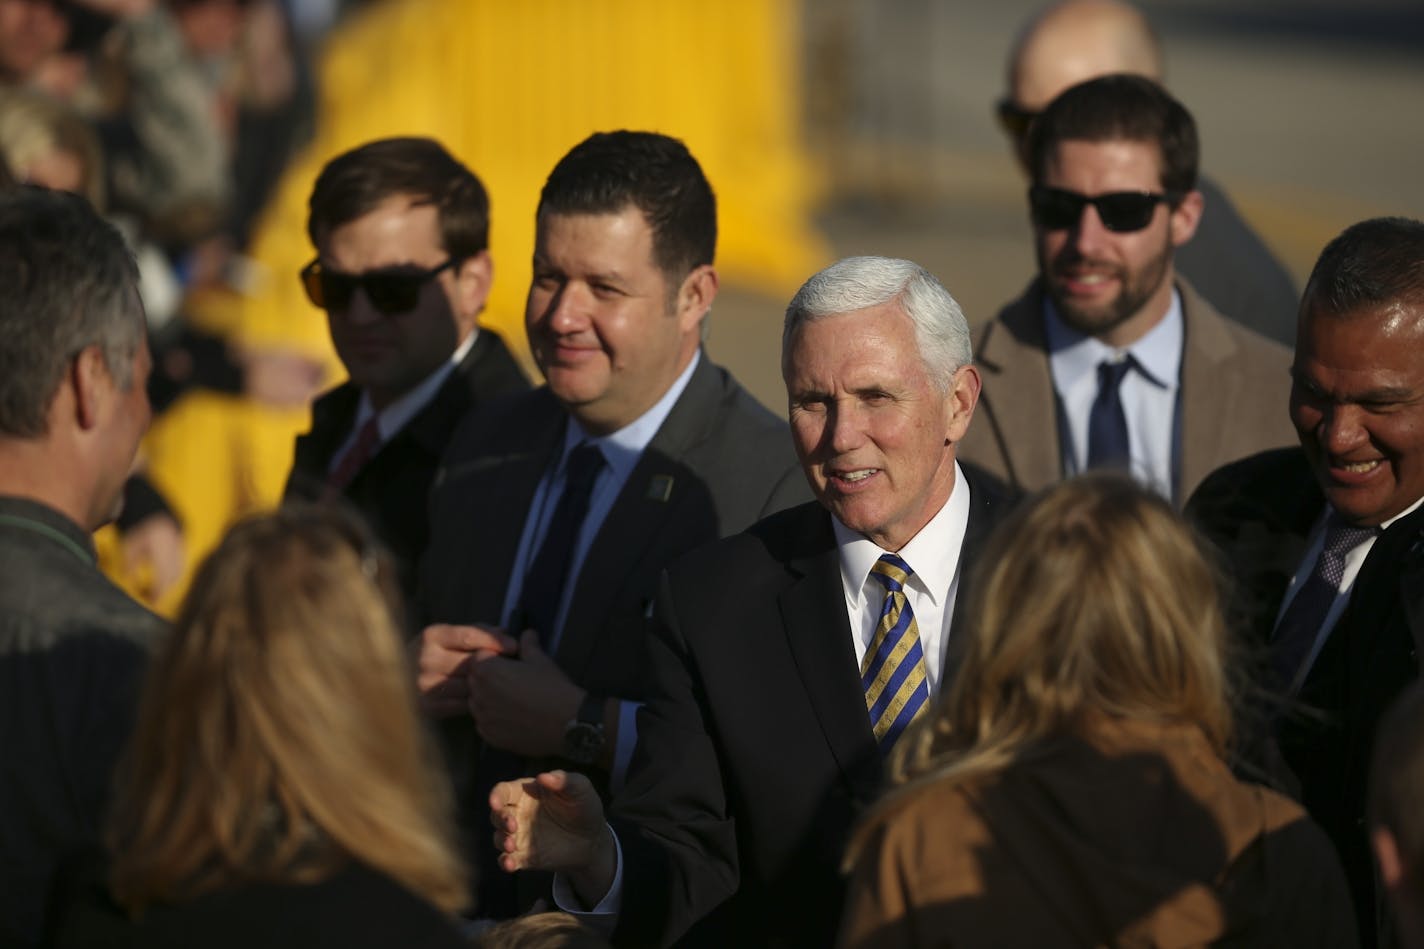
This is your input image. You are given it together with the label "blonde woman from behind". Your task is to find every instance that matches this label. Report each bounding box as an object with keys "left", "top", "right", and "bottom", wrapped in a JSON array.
[
  {"left": 45, "top": 505, "right": 471, "bottom": 948},
  {"left": 839, "top": 474, "right": 1356, "bottom": 949}
]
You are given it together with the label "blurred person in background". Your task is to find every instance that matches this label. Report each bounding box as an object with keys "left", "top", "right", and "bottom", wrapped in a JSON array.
[
  {"left": 839, "top": 474, "right": 1356, "bottom": 948},
  {"left": 285, "top": 136, "right": 528, "bottom": 607},
  {"left": 43, "top": 506, "right": 470, "bottom": 947},
  {"left": 1371, "top": 682, "right": 1424, "bottom": 949},
  {"left": 0, "top": 186, "right": 164, "bottom": 949},
  {"left": 999, "top": 0, "right": 1299, "bottom": 345}
]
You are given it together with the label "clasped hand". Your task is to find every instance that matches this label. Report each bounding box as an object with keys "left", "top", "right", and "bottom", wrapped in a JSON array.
[{"left": 416, "top": 623, "right": 583, "bottom": 757}]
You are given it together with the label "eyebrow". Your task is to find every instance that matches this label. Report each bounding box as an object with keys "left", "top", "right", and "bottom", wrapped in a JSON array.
[{"left": 1292, "top": 369, "right": 1418, "bottom": 403}]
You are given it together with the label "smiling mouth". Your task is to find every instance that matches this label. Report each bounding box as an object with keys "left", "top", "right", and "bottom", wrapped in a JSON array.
[
  {"left": 830, "top": 468, "right": 879, "bottom": 484},
  {"left": 1334, "top": 459, "right": 1381, "bottom": 474}
]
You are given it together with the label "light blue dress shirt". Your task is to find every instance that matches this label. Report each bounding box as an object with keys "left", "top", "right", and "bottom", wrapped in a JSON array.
[
  {"left": 498, "top": 350, "right": 702, "bottom": 786},
  {"left": 1044, "top": 291, "right": 1184, "bottom": 498}
]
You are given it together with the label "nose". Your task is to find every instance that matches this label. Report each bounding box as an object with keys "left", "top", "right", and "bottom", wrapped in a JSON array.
[
  {"left": 344, "top": 288, "right": 384, "bottom": 327},
  {"left": 1069, "top": 204, "right": 1113, "bottom": 257},
  {"left": 530, "top": 280, "right": 590, "bottom": 335},
  {"left": 826, "top": 399, "right": 865, "bottom": 454},
  {"left": 1319, "top": 403, "right": 1369, "bottom": 456}
]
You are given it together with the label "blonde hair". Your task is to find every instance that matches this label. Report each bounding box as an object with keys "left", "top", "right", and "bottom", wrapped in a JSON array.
[
  {"left": 0, "top": 89, "right": 106, "bottom": 209},
  {"left": 107, "top": 505, "right": 468, "bottom": 913},
  {"left": 853, "top": 474, "right": 1234, "bottom": 856}
]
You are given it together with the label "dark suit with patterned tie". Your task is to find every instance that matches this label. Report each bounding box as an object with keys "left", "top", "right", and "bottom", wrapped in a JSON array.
[
  {"left": 1188, "top": 446, "right": 1424, "bottom": 948},
  {"left": 611, "top": 464, "right": 1016, "bottom": 948}
]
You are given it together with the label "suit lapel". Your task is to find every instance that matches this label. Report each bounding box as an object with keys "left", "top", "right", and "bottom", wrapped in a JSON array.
[
  {"left": 555, "top": 356, "right": 724, "bottom": 677},
  {"left": 776, "top": 512, "right": 881, "bottom": 802},
  {"left": 943, "top": 465, "right": 1012, "bottom": 686},
  {"left": 975, "top": 285, "right": 1062, "bottom": 491},
  {"left": 1177, "top": 281, "right": 1246, "bottom": 501},
  {"left": 291, "top": 383, "right": 361, "bottom": 487},
  {"left": 438, "top": 394, "right": 566, "bottom": 624}
]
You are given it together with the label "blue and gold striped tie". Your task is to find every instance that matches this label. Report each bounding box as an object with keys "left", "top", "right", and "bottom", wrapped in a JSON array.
[{"left": 861, "top": 553, "right": 930, "bottom": 749}]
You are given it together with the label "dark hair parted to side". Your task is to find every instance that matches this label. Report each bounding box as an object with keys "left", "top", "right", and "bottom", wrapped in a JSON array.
[
  {"left": 307, "top": 137, "right": 490, "bottom": 260},
  {"left": 1027, "top": 73, "right": 1198, "bottom": 196},
  {"left": 537, "top": 130, "right": 716, "bottom": 283},
  {"left": 1303, "top": 216, "right": 1424, "bottom": 317},
  {"left": 0, "top": 186, "right": 143, "bottom": 438}
]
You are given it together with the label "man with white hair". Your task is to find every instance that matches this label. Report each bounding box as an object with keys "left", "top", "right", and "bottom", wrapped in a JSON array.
[{"left": 486, "top": 256, "right": 1016, "bottom": 948}]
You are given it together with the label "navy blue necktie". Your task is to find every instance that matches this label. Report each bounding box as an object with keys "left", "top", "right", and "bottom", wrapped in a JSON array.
[
  {"left": 1270, "top": 517, "right": 1378, "bottom": 691},
  {"left": 1087, "top": 357, "right": 1134, "bottom": 470},
  {"left": 517, "top": 442, "right": 604, "bottom": 649}
]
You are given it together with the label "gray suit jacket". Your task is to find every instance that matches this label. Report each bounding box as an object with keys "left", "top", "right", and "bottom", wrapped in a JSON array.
[
  {"left": 959, "top": 277, "right": 1294, "bottom": 503},
  {"left": 418, "top": 352, "right": 810, "bottom": 916}
]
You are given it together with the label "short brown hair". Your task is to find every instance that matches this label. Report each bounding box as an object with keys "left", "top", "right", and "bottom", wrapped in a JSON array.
[
  {"left": 307, "top": 136, "right": 489, "bottom": 260},
  {"left": 477, "top": 912, "right": 610, "bottom": 949}
]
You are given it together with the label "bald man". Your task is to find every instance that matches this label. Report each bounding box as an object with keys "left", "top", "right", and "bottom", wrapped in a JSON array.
[{"left": 998, "top": 0, "right": 1299, "bottom": 346}]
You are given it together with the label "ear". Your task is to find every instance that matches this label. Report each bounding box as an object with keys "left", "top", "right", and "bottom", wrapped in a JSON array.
[
  {"left": 674, "top": 264, "right": 719, "bottom": 334},
  {"left": 71, "top": 345, "right": 110, "bottom": 431},
  {"left": 1168, "top": 189, "right": 1204, "bottom": 248},
  {"left": 945, "top": 363, "right": 982, "bottom": 445},
  {"left": 450, "top": 250, "right": 493, "bottom": 330}
]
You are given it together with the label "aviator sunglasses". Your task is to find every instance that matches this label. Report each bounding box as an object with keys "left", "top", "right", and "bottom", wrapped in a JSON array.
[
  {"left": 300, "top": 258, "right": 456, "bottom": 315},
  {"left": 1029, "top": 185, "right": 1181, "bottom": 234}
]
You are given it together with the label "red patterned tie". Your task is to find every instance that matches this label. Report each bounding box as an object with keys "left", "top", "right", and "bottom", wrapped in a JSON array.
[{"left": 325, "top": 417, "right": 382, "bottom": 497}]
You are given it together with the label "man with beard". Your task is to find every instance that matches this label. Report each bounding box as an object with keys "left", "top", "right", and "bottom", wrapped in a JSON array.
[{"left": 960, "top": 74, "right": 1292, "bottom": 504}]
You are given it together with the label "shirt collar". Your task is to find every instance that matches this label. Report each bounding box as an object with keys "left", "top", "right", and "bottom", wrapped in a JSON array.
[
  {"left": 561, "top": 349, "right": 703, "bottom": 480},
  {"left": 832, "top": 460, "right": 971, "bottom": 607},
  {"left": 354, "top": 328, "right": 479, "bottom": 441},
  {"left": 1043, "top": 287, "right": 1183, "bottom": 392}
]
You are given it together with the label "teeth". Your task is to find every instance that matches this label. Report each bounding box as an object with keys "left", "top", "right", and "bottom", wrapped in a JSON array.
[
  {"left": 840, "top": 469, "right": 876, "bottom": 482},
  {"left": 1340, "top": 460, "right": 1380, "bottom": 473}
]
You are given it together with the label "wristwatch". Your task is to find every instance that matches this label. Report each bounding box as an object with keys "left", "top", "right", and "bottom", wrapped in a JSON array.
[{"left": 562, "top": 692, "right": 607, "bottom": 766}]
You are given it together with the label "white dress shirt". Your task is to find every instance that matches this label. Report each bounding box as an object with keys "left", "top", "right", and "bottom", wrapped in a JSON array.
[
  {"left": 1277, "top": 494, "right": 1424, "bottom": 691},
  {"left": 1044, "top": 291, "right": 1183, "bottom": 498},
  {"left": 832, "top": 460, "right": 971, "bottom": 696}
]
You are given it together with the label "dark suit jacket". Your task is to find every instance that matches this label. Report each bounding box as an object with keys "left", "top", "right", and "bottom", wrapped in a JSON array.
[
  {"left": 612, "top": 465, "right": 1016, "bottom": 948},
  {"left": 1188, "top": 448, "right": 1424, "bottom": 948},
  {"left": 419, "top": 353, "right": 810, "bottom": 915},
  {"left": 284, "top": 330, "right": 528, "bottom": 605},
  {"left": 960, "top": 277, "right": 1294, "bottom": 505}
]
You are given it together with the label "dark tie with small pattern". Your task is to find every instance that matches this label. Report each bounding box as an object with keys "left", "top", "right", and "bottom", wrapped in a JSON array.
[
  {"left": 516, "top": 442, "right": 605, "bottom": 649},
  {"left": 1087, "top": 357, "right": 1134, "bottom": 470},
  {"left": 1270, "top": 517, "right": 1378, "bottom": 690}
]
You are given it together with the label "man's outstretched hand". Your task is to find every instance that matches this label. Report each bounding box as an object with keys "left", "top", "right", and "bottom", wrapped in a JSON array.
[{"left": 490, "top": 770, "right": 618, "bottom": 908}]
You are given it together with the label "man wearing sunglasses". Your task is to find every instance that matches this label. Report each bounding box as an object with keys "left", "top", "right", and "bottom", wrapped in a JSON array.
[
  {"left": 997, "top": 0, "right": 1298, "bottom": 348},
  {"left": 284, "top": 137, "right": 529, "bottom": 605},
  {"left": 414, "top": 131, "right": 808, "bottom": 920},
  {"left": 959, "top": 74, "right": 1293, "bottom": 504}
]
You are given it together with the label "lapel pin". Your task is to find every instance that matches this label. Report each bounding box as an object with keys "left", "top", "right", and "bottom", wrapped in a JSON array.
[{"left": 647, "top": 474, "right": 675, "bottom": 502}]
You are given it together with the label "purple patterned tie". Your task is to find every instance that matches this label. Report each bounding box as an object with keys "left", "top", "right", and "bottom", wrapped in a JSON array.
[{"left": 1270, "top": 516, "right": 1379, "bottom": 690}]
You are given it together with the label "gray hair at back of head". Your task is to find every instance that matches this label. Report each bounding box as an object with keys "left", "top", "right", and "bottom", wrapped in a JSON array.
[
  {"left": 0, "top": 187, "right": 144, "bottom": 438},
  {"left": 782, "top": 256, "right": 972, "bottom": 391}
]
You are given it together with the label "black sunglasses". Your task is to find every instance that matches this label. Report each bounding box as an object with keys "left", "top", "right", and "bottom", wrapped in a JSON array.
[
  {"left": 1028, "top": 185, "right": 1180, "bottom": 234},
  {"left": 995, "top": 98, "right": 1038, "bottom": 142},
  {"left": 299, "top": 258, "right": 456, "bottom": 315}
]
